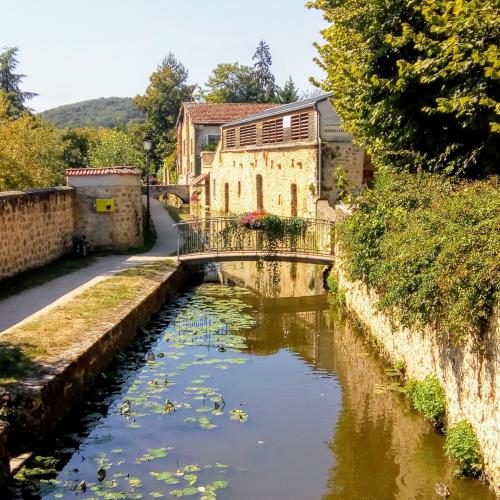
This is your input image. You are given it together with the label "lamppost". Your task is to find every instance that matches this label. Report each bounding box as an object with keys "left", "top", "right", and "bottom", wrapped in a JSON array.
[{"left": 143, "top": 135, "right": 153, "bottom": 231}]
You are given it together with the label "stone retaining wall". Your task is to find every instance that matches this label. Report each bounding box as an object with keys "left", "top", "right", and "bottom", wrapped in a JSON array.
[
  {"left": 335, "top": 258, "right": 500, "bottom": 495},
  {"left": 3, "top": 264, "right": 189, "bottom": 443},
  {"left": 0, "top": 188, "right": 74, "bottom": 280}
]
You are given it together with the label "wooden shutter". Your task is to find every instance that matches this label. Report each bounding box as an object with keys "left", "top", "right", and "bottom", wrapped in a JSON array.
[
  {"left": 240, "top": 124, "right": 257, "bottom": 146},
  {"left": 225, "top": 128, "right": 236, "bottom": 148},
  {"left": 262, "top": 118, "right": 284, "bottom": 144},
  {"left": 291, "top": 113, "right": 310, "bottom": 140}
]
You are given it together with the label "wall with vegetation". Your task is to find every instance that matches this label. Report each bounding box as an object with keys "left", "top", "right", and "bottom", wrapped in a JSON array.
[
  {"left": 335, "top": 260, "right": 499, "bottom": 494},
  {"left": 0, "top": 188, "right": 74, "bottom": 280}
]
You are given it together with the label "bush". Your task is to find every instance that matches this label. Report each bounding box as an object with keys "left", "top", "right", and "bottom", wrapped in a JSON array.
[
  {"left": 338, "top": 170, "right": 500, "bottom": 342},
  {"left": 444, "top": 421, "right": 482, "bottom": 475},
  {"left": 407, "top": 375, "right": 446, "bottom": 422},
  {"left": 326, "top": 271, "right": 346, "bottom": 305}
]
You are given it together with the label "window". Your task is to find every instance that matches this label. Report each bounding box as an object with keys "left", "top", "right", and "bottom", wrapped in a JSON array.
[
  {"left": 240, "top": 124, "right": 257, "bottom": 146},
  {"left": 256, "top": 174, "right": 263, "bottom": 210},
  {"left": 291, "top": 113, "right": 310, "bottom": 140},
  {"left": 291, "top": 184, "right": 298, "bottom": 217},
  {"left": 225, "top": 128, "right": 236, "bottom": 148},
  {"left": 237, "top": 181, "right": 241, "bottom": 197},
  {"left": 224, "top": 183, "right": 229, "bottom": 213},
  {"left": 262, "top": 118, "right": 284, "bottom": 144},
  {"left": 212, "top": 179, "right": 216, "bottom": 199}
]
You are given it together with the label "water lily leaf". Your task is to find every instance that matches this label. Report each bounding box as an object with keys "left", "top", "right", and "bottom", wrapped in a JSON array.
[
  {"left": 184, "top": 474, "right": 197, "bottom": 486},
  {"left": 214, "top": 463, "right": 228, "bottom": 469},
  {"left": 149, "top": 492, "right": 164, "bottom": 498},
  {"left": 183, "top": 465, "right": 201, "bottom": 472},
  {"left": 181, "top": 487, "right": 199, "bottom": 496},
  {"left": 128, "top": 476, "right": 142, "bottom": 487},
  {"left": 230, "top": 409, "right": 248, "bottom": 422},
  {"left": 211, "top": 480, "right": 228, "bottom": 489}
]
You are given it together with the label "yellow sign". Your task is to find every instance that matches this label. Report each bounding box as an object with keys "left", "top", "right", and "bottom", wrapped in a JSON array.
[{"left": 95, "top": 198, "right": 115, "bottom": 212}]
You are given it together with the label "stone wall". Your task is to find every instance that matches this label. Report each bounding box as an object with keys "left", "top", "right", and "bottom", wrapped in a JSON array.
[
  {"left": 335, "top": 257, "right": 500, "bottom": 495},
  {"left": 0, "top": 188, "right": 74, "bottom": 280},
  {"left": 67, "top": 169, "right": 143, "bottom": 251},
  {"left": 210, "top": 140, "right": 366, "bottom": 218},
  {"left": 321, "top": 142, "right": 365, "bottom": 206},
  {"left": 210, "top": 144, "right": 319, "bottom": 217}
]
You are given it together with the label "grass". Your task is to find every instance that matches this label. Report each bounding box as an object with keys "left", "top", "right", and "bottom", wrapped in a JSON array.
[
  {"left": 0, "top": 260, "right": 176, "bottom": 385},
  {"left": 164, "top": 203, "right": 192, "bottom": 223},
  {"left": 0, "top": 255, "right": 95, "bottom": 302}
]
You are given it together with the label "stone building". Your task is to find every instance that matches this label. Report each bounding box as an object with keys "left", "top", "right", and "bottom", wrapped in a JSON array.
[
  {"left": 66, "top": 167, "right": 143, "bottom": 251},
  {"left": 207, "top": 93, "right": 373, "bottom": 218},
  {"left": 176, "top": 102, "right": 276, "bottom": 185}
]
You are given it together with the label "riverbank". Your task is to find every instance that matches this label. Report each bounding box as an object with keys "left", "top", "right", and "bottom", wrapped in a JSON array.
[
  {"left": 332, "top": 259, "right": 499, "bottom": 495},
  {"left": 0, "top": 260, "right": 194, "bottom": 488}
]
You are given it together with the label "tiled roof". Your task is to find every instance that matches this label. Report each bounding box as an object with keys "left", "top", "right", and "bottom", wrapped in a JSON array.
[
  {"left": 65, "top": 167, "right": 142, "bottom": 176},
  {"left": 182, "top": 102, "right": 277, "bottom": 125},
  {"left": 223, "top": 92, "right": 333, "bottom": 127}
]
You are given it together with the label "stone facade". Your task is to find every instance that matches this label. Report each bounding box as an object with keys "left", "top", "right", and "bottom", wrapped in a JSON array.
[
  {"left": 335, "top": 256, "right": 500, "bottom": 495},
  {"left": 209, "top": 97, "right": 368, "bottom": 218},
  {"left": 210, "top": 143, "right": 319, "bottom": 217},
  {"left": 0, "top": 188, "right": 74, "bottom": 280},
  {"left": 66, "top": 168, "right": 143, "bottom": 251}
]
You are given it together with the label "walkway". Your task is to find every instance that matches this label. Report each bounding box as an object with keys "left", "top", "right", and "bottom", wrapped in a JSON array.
[{"left": 0, "top": 198, "right": 177, "bottom": 333}]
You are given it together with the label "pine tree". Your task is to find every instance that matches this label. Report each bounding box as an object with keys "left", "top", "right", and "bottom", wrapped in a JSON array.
[
  {"left": 0, "top": 47, "right": 37, "bottom": 115},
  {"left": 276, "top": 76, "right": 300, "bottom": 104},
  {"left": 252, "top": 40, "right": 276, "bottom": 102}
]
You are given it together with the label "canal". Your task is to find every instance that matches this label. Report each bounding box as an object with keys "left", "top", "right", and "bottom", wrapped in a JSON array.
[{"left": 11, "top": 262, "right": 494, "bottom": 499}]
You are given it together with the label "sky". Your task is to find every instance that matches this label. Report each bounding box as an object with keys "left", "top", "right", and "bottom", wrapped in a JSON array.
[{"left": 1, "top": 0, "right": 327, "bottom": 112}]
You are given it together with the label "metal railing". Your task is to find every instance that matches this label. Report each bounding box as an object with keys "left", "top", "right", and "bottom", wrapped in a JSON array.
[{"left": 174, "top": 216, "right": 335, "bottom": 260}]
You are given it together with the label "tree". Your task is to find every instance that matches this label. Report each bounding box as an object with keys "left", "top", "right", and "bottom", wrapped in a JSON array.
[
  {"left": 276, "top": 76, "right": 300, "bottom": 104},
  {"left": 308, "top": 0, "right": 499, "bottom": 178},
  {"left": 252, "top": 40, "right": 276, "bottom": 101},
  {"left": 0, "top": 114, "right": 66, "bottom": 190},
  {"left": 203, "top": 63, "right": 262, "bottom": 103},
  {"left": 87, "top": 129, "right": 144, "bottom": 169},
  {"left": 134, "top": 53, "right": 195, "bottom": 170},
  {"left": 0, "top": 47, "right": 37, "bottom": 116}
]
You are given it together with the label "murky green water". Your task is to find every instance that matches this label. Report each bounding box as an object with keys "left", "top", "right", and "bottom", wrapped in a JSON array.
[{"left": 11, "top": 263, "right": 494, "bottom": 499}]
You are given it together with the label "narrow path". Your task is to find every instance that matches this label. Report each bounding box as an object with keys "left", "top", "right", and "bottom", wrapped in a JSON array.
[{"left": 0, "top": 198, "right": 178, "bottom": 333}]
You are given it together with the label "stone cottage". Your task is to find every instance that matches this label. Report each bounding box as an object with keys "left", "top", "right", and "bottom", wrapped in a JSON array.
[{"left": 206, "top": 93, "right": 373, "bottom": 218}]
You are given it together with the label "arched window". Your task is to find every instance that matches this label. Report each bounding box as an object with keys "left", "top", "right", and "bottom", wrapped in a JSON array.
[
  {"left": 224, "top": 183, "right": 229, "bottom": 213},
  {"left": 256, "top": 175, "right": 263, "bottom": 210},
  {"left": 291, "top": 184, "right": 298, "bottom": 217}
]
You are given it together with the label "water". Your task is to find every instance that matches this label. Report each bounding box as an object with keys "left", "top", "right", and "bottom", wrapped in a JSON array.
[{"left": 11, "top": 262, "right": 494, "bottom": 499}]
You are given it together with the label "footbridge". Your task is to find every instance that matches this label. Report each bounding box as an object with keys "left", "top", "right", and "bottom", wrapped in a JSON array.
[
  {"left": 174, "top": 216, "right": 335, "bottom": 265},
  {"left": 144, "top": 184, "right": 190, "bottom": 203}
]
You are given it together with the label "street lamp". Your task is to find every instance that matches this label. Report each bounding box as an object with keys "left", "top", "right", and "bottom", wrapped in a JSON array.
[{"left": 143, "top": 135, "right": 153, "bottom": 231}]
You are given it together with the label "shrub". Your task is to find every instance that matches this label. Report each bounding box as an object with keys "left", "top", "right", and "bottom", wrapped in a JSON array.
[
  {"left": 444, "top": 421, "right": 482, "bottom": 475},
  {"left": 326, "top": 271, "right": 346, "bottom": 306},
  {"left": 337, "top": 170, "right": 500, "bottom": 342},
  {"left": 406, "top": 375, "right": 446, "bottom": 422}
]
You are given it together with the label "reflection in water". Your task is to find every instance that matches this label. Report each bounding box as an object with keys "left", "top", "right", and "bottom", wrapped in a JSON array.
[{"left": 12, "top": 262, "right": 493, "bottom": 499}]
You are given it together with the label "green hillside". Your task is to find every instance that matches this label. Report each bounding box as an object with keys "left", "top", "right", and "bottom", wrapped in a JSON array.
[{"left": 40, "top": 97, "right": 144, "bottom": 128}]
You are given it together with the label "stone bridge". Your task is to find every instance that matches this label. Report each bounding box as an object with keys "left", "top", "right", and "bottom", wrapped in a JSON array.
[{"left": 143, "top": 184, "right": 190, "bottom": 203}]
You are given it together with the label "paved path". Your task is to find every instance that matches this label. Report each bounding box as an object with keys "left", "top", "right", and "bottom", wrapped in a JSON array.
[{"left": 0, "top": 198, "right": 178, "bottom": 333}]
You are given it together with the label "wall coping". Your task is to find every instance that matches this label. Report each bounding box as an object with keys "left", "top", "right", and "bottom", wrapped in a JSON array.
[
  {"left": 65, "top": 167, "right": 142, "bottom": 177},
  {"left": 0, "top": 187, "right": 74, "bottom": 200}
]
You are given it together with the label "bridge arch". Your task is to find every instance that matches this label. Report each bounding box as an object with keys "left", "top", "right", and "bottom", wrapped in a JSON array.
[{"left": 144, "top": 184, "right": 190, "bottom": 204}]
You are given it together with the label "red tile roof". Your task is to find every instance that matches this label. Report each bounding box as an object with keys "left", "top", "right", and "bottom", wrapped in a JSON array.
[
  {"left": 65, "top": 167, "right": 142, "bottom": 176},
  {"left": 182, "top": 102, "right": 277, "bottom": 125}
]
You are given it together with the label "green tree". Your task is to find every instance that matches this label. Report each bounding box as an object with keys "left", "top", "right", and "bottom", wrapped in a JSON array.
[
  {"left": 134, "top": 53, "right": 195, "bottom": 170},
  {"left": 276, "top": 76, "right": 300, "bottom": 104},
  {"left": 0, "top": 114, "right": 66, "bottom": 190},
  {"left": 308, "top": 0, "right": 499, "bottom": 178},
  {"left": 87, "top": 129, "right": 144, "bottom": 169},
  {"left": 252, "top": 40, "right": 276, "bottom": 101},
  {"left": 203, "top": 63, "right": 262, "bottom": 103},
  {"left": 0, "top": 47, "right": 37, "bottom": 116}
]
